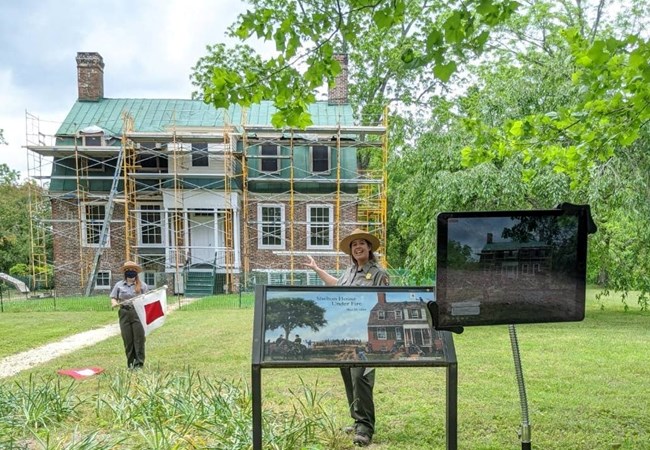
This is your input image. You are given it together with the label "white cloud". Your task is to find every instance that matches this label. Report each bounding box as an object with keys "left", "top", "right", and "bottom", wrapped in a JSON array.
[{"left": 0, "top": 0, "right": 260, "bottom": 178}]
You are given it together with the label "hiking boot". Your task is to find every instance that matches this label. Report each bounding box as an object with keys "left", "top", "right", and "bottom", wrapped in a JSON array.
[
  {"left": 342, "top": 426, "right": 356, "bottom": 434},
  {"left": 353, "top": 432, "right": 371, "bottom": 447}
]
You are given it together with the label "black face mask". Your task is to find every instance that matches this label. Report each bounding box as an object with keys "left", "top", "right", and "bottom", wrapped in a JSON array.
[{"left": 125, "top": 270, "right": 137, "bottom": 279}]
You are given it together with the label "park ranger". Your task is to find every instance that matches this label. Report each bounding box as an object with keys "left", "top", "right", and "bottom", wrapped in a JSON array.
[{"left": 305, "top": 228, "right": 389, "bottom": 447}]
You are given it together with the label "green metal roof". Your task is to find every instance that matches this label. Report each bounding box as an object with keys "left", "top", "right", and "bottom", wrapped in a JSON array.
[{"left": 56, "top": 98, "right": 355, "bottom": 136}]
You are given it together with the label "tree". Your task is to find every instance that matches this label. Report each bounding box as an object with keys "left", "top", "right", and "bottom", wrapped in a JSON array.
[
  {"left": 0, "top": 163, "right": 19, "bottom": 185},
  {"left": 265, "top": 297, "right": 327, "bottom": 339},
  {"left": 461, "top": 0, "right": 650, "bottom": 188},
  {"left": 0, "top": 129, "right": 6, "bottom": 145},
  {"left": 0, "top": 165, "right": 32, "bottom": 273},
  {"left": 191, "top": 0, "right": 520, "bottom": 128},
  {"left": 388, "top": 0, "right": 650, "bottom": 309}
]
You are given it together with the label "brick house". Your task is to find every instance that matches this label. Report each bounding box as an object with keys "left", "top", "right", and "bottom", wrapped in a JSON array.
[
  {"left": 366, "top": 294, "right": 434, "bottom": 355},
  {"left": 26, "top": 52, "right": 387, "bottom": 296}
]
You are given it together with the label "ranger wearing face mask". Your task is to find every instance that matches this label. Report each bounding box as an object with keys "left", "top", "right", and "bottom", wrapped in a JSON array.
[{"left": 110, "top": 261, "right": 149, "bottom": 369}]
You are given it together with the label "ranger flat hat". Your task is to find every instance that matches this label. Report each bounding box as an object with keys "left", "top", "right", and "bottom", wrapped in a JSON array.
[
  {"left": 339, "top": 228, "right": 380, "bottom": 255},
  {"left": 120, "top": 261, "right": 142, "bottom": 273}
]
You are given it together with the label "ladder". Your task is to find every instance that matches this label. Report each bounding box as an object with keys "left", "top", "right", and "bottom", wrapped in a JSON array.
[{"left": 84, "top": 145, "right": 124, "bottom": 296}]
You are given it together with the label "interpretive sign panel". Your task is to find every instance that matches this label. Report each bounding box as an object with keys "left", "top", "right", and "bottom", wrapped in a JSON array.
[{"left": 252, "top": 285, "right": 455, "bottom": 368}]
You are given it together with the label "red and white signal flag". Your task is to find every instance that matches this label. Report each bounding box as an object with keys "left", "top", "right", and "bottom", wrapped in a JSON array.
[{"left": 132, "top": 286, "right": 168, "bottom": 336}]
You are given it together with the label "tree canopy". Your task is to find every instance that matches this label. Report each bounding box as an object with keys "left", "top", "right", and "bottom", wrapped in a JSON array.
[
  {"left": 265, "top": 298, "right": 327, "bottom": 339},
  {"left": 0, "top": 164, "right": 32, "bottom": 274},
  {"left": 191, "top": 0, "right": 521, "bottom": 128},
  {"left": 192, "top": 0, "right": 650, "bottom": 308}
]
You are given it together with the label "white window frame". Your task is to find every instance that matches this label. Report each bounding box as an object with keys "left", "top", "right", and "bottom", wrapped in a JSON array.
[
  {"left": 306, "top": 204, "right": 333, "bottom": 250},
  {"left": 95, "top": 270, "right": 111, "bottom": 289},
  {"left": 138, "top": 203, "right": 164, "bottom": 246},
  {"left": 376, "top": 328, "right": 387, "bottom": 340},
  {"left": 82, "top": 202, "right": 109, "bottom": 248},
  {"left": 143, "top": 272, "right": 156, "bottom": 287},
  {"left": 258, "top": 203, "right": 285, "bottom": 249},
  {"left": 395, "top": 310, "right": 403, "bottom": 320},
  {"left": 311, "top": 144, "right": 331, "bottom": 174},
  {"left": 378, "top": 310, "right": 386, "bottom": 320}
]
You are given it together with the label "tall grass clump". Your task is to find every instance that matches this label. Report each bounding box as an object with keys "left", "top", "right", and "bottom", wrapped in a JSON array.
[
  {"left": 0, "top": 368, "right": 345, "bottom": 449},
  {"left": 0, "top": 375, "right": 83, "bottom": 449}
]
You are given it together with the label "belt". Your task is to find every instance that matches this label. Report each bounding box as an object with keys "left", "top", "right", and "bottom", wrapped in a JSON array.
[{"left": 120, "top": 304, "right": 133, "bottom": 310}]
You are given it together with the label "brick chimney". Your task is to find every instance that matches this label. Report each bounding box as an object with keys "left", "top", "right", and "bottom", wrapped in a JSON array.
[
  {"left": 328, "top": 54, "right": 349, "bottom": 105},
  {"left": 76, "top": 52, "right": 104, "bottom": 102}
]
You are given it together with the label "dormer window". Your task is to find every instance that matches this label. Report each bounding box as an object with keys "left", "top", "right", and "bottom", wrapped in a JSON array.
[
  {"left": 84, "top": 135, "right": 103, "bottom": 146},
  {"left": 79, "top": 125, "right": 106, "bottom": 146}
]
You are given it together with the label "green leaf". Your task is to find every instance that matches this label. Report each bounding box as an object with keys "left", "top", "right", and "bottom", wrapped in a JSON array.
[
  {"left": 433, "top": 61, "right": 457, "bottom": 81},
  {"left": 426, "top": 29, "right": 444, "bottom": 51},
  {"left": 373, "top": 9, "right": 393, "bottom": 28},
  {"left": 477, "top": 0, "right": 497, "bottom": 16},
  {"left": 509, "top": 120, "right": 524, "bottom": 136}
]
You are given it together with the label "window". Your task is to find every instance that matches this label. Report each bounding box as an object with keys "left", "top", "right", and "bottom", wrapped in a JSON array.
[
  {"left": 395, "top": 310, "right": 403, "bottom": 320},
  {"left": 83, "top": 135, "right": 103, "bottom": 146},
  {"left": 307, "top": 204, "right": 333, "bottom": 249},
  {"left": 144, "top": 272, "right": 155, "bottom": 286},
  {"left": 83, "top": 203, "right": 108, "bottom": 247},
  {"left": 378, "top": 310, "right": 386, "bottom": 320},
  {"left": 376, "top": 328, "right": 387, "bottom": 340},
  {"left": 77, "top": 156, "right": 106, "bottom": 172},
  {"left": 192, "top": 142, "right": 209, "bottom": 167},
  {"left": 258, "top": 204, "right": 285, "bottom": 249},
  {"left": 137, "top": 153, "right": 168, "bottom": 172},
  {"left": 260, "top": 144, "right": 279, "bottom": 172},
  {"left": 139, "top": 204, "right": 163, "bottom": 245},
  {"left": 395, "top": 328, "right": 402, "bottom": 341},
  {"left": 408, "top": 309, "right": 422, "bottom": 319},
  {"left": 311, "top": 145, "right": 330, "bottom": 173},
  {"left": 95, "top": 271, "right": 111, "bottom": 289}
]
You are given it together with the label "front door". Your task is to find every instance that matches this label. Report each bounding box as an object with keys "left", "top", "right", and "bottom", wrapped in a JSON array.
[{"left": 189, "top": 213, "right": 215, "bottom": 266}]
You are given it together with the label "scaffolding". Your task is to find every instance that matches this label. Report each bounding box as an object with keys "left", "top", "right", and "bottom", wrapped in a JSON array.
[
  {"left": 238, "top": 118, "right": 387, "bottom": 286},
  {"left": 24, "top": 104, "right": 388, "bottom": 295},
  {"left": 25, "top": 112, "right": 51, "bottom": 291}
]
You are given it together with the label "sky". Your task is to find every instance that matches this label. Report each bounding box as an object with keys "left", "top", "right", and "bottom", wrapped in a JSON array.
[{"left": 0, "top": 0, "right": 269, "bottom": 179}]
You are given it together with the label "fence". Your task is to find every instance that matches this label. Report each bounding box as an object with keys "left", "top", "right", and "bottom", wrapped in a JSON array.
[{"left": 0, "top": 269, "right": 432, "bottom": 313}]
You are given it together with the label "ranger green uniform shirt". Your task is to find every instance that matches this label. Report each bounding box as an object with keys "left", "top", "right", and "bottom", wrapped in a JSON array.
[{"left": 336, "top": 260, "right": 389, "bottom": 287}]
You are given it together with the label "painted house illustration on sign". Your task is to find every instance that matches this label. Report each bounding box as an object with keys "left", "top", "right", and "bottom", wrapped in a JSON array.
[
  {"left": 25, "top": 52, "right": 387, "bottom": 296},
  {"left": 367, "top": 293, "right": 437, "bottom": 356}
]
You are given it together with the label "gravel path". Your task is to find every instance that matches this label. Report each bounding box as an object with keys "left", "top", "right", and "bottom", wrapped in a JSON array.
[
  {"left": 0, "top": 296, "right": 194, "bottom": 379},
  {"left": 0, "top": 324, "right": 121, "bottom": 379}
]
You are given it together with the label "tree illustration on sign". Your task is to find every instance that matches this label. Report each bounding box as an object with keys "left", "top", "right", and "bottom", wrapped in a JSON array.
[{"left": 265, "top": 297, "right": 327, "bottom": 339}]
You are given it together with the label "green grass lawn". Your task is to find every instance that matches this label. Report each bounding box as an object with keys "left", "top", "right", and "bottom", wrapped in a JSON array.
[{"left": 0, "top": 289, "right": 649, "bottom": 449}]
